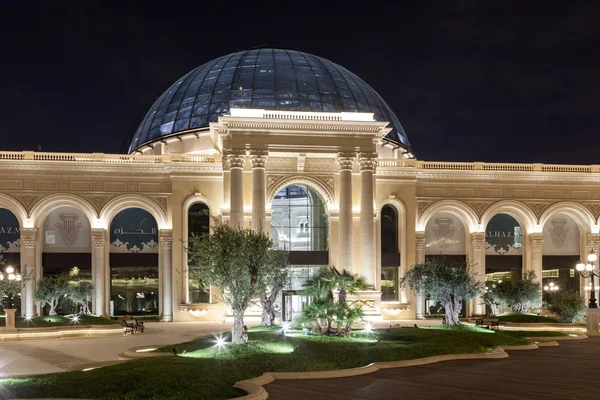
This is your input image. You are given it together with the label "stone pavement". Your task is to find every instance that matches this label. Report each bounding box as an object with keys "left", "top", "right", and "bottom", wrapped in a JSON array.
[
  {"left": 265, "top": 336, "right": 600, "bottom": 399},
  {"left": 0, "top": 321, "right": 234, "bottom": 377}
]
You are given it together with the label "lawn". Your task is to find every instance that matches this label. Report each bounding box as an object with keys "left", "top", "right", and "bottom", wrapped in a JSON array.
[
  {"left": 0, "top": 325, "right": 529, "bottom": 400},
  {"left": 0, "top": 314, "right": 118, "bottom": 328},
  {"left": 495, "top": 313, "right": 560, "bottom": 323}
]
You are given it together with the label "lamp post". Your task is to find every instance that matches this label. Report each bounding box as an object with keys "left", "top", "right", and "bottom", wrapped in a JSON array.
[{"left": 576, "top": 250, "right": 600, "bottom": 308}]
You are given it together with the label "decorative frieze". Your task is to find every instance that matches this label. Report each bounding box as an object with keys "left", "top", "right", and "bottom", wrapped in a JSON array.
[
  {"left": 417, "top": 201, "right": 433, "bottom": 216},
  {"left": 20, "top": 228, "right": 37, "bottom": 248},
  {"left": 528, "top": 233, "right": 544, "bottom": 251},
  {"left": 91, "top": 228, "right": 106, "bottom": 247},
  {"left": 85, "top": 195, "right": 112, "bottom": 214},
  {"left": 153, "top": 196, "right": 169, "bottom": 214},
  {"left": 466, "top": 202, "right": 491, "bottom": 219},
  {"left": 587, "top": 233, "right": 600, "bottom": 253},
  {"left": 415, "top": 232, "right": 426, "bottom": 250},
  {"left": 160, "top": 230, "right": 173, "bottom": 249},
  {"left": 471, "top": 232, "right": 486, "bottom": 250},
  {"left": 524, "top": 202, "right": 552, "bottom": 219},
  {"left": 16, "top": 195, "right": 40, "bottom": 212}
]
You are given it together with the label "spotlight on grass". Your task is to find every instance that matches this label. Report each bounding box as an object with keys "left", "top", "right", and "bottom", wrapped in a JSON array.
[
  {"left": 364, "top": 322, "right": 373, "bottom": 334},
  {"left": 71, "top": 315, "right": 80, "bottom": 323},
  {"left": 214, "top": 335, "right": 227, "bottom": 348}
]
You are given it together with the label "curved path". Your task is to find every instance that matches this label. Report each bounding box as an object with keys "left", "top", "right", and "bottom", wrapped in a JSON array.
[
  {"left": 0, "top": 321, "right": 232, "bottom": 377},
  {"left": 264, "top": 337, "right": 600, "bottom": 399}
]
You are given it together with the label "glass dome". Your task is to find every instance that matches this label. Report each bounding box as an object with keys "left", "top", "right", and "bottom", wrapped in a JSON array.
[{"left": 129, "top": 48, "right": 411, "bottom": 154}]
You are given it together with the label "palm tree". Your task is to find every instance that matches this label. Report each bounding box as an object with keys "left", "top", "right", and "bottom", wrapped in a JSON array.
[
  {"left": 301, "top": 266, "right": 370, "bottom": 304},
  {"left": 336, "top": 269, "right": 370, "bottom": 305}
]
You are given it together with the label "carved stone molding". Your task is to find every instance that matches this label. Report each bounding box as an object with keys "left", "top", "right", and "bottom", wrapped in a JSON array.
[
  {"left": 314, "top": 175, "right": 334, "bottom": 196},
  {"left": 471, "top": 232, "right": 486, "bottom": 250},
  {"left": 585, "top": 203, "right": 600, "bottom": 220},
  {"left": 249, "top": 150, "right": 268, "bottom": 169},
  {"left": 152, "top": 196, "right": 169, "bottom": 214},
  {"left": 528, "top": 233, "right": 544, "bottom": 251},
  {"left": 587, "top": 233, "right": 600, "bottom": 252},
  {"left": 20, "top": 228, "right": 37, "bottom": 248},
  {"left": 357, "top": 153, "right": 378, "bottom": 173},
  {"left": 336, "top": 152, "right": 355, "bottom": 171},
  {"left": 266, "top": 174, "right": 334, "bottom": 205},
  {"left": 466, "top": 202, "right": 491, "bottom": 219},
  {"left": 415, "top": 232, "right": 426, "bottom": 250},
  {"left": 16, "top": 195, "right": 40, "bottom": 213},
  {"left": 92, "top": 228, "right": 106, "bottom": 247},
  {"left": 417, "top": 201, "right": 433, "bottom": 216},
  {"left": 84, "top": 195, "right": 112, "bottom": 214},
  {"left": 223, "top": 149, "right": 246, "bottom": 170},
  {"left": 159, "top": 229, "right": 173, "bottom": 249},
  {"left": 524, "top": 202, "right": 552, "bottom": 220}
]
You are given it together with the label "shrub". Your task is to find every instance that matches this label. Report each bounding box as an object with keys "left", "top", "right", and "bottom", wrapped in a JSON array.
[
  {"left": 489, "top": 271, "right": 542, "bottom": 313},
  {"left": 547, "top": 291, "right": 585, "bottom": 322}
]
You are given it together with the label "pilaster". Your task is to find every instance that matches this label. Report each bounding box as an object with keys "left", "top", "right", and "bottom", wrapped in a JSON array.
[
  {"left": 160, "top": 229, "right": 173, "bottom": 322},
  {"left": 92, "top": 228, "right": 107, "bottom": 317},
  {"left": 470, "top": 232, "right": 486, "bottom": 316},
  {"left": 250, "top": 150, "right": 268, "bottom": 232},
  {"left": 225, "top": 149, "right": 246, "bottom": 228},
  {"left": 336, "top": 152, "right": 355, "bottom": 273},
  {"left": 414, "top": 231, "right": 426, "bottom": 319},
  {"left": 20, "top": 228, "right": 37, "bottom": 318},
  {"left": 358, "top": 152, "right": 377, "bottom": 286}
]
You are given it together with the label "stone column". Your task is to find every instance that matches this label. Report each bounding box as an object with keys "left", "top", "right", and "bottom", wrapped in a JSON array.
[
  {"left": 358, "top": 153, "right": 377, "bottom": 286},
  {"left": 160, "top": 230, "right": 173, "bottom": 322},
  {"left": 250, "top": 150, "right": 268, "bottom": 232},
  {"left": 92, "top": 228, "right": 107, "bottom": 317},
  {"left": 470, "top": 232, "right": 486, "bottom": 316},
  {"left": 225, "top": 150, "right": 246, "bottom": 228},
  {"left": 529, "top": 233, "right": 544, "bottom": 281},
  {"left": 415, "top": 232, "right": 426, "bottom": 319},
  {"left": 20, "top": 228, "right": 37, "bottom": 318},
  {"left": 336, "top": 153, "right": 355, "bottom": 272}
]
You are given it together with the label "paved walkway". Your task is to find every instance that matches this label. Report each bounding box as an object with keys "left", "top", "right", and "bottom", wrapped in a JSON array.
[
  {"left": 265, "top": 337, "right": 600, "bottom": 399},
  {"left": 0, "top": 321, "right": 234, "bottom": 377}
]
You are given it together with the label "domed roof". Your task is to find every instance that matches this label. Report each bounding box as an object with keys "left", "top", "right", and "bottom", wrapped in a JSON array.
[{"left": 129, "top": 48, "right": 411, "bottom": 154}]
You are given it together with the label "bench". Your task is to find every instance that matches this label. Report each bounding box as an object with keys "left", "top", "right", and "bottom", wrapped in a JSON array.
[
  {"left": 475, "top": 318, "right": 500, "bottom": 330},
  {"left": 120, "top": 319, "right": 145, "bottom": 334}
]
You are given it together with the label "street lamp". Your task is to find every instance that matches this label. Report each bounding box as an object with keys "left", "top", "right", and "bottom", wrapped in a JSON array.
[
  {"left": 576, "top": 250, "right": 600, "bottom": 308},
  {"left": 0, "top": 265, "right": 22, "bottom": 308},
  {"left": 543, "top": 282, "right": 559, "bottom": 292}
]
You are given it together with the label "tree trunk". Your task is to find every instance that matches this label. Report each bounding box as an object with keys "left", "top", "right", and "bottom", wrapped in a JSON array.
[
  {"left": 49, "top": 299, "right": 58, "bottom": 316},
  {"left": 260, "top": 294, "right": 275, "bottom": 326},
  {"left": 443, "top": 301, "right": 461, "bottom": 325},
  {"left": 338, "top": 289, "right": 347, "bottom": 306},
  {"left": 231, "top": 309, "right": 246, "bottom": 344},
  {"left": 490, "top": 303, "right": 500, "bottom": 316}
]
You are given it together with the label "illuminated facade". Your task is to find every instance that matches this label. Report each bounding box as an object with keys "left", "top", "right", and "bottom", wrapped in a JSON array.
[{"left": 1, "top": 49, "right": 598, "bottom": 321}]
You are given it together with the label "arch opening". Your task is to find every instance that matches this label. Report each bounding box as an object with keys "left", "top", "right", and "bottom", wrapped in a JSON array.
[
  {"left": 109, "top": 207, "right": 159, "bottom": 317},
  {"left": 187, "top": 202, "right": 210, "bottom": 304},
  {"left": 380, "top": 204, "right": 399, "bottom": 302}
]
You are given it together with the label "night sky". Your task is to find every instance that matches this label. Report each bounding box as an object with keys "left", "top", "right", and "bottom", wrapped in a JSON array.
[{"left": 0, "top": 1, "right": 598, "bottom": 163}]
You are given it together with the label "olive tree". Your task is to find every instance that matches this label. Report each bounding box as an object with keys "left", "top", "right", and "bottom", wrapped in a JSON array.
[
  {"left": 187, "top": 221, "right": 289, "bottom": 343},
  {"left": 259, "top": 249, "right": 289, "bottom": 326},
  {"left": 401, "top": 259, "right": 482, "bottom": 325},
  {"left": 33, "top": 275, "right": 70, "bottom": 315},
  {"left": 67, "top": 281, "right": 94, "bottom": 314},
  {"left": 491, "top": 271, "right": 542, "bottom": 313}
]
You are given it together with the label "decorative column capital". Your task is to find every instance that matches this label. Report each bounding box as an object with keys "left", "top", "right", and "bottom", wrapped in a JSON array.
[
  {"left": 415, "top": 231, "right": 426, "bottom": 250},
  {"left": 159, "top": 229, "right": 173, "bottom": 249},
  {"left": 20, "top": 228, "right": 37, "bottom": 248},
  {"left": 92, "top": 228, "right": 106, "bottom": 247},
  {"left": 529, "top": 233, "right": 544, "bottom": 251},
  {"left": 223, "top": 149, "right": 246, "bottom": 170},
  {"left": 471, "top": 232, "right": 486, "bottom": 250},
  {"left": 357, "top": 152, "right": 378, "bottom": 172},
  {"left": 587, "top": 233, "right": 600, "bottom": 252},
  {"left": 336, "top": 152, "right": 356, "bottom": 171},
  {"left": 249, "top": 150, "right": 268, "bottom": 169}
]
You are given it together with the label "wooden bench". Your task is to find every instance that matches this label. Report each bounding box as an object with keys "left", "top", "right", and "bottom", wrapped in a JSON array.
[
  {"left": 120, "top": 319, "right": 145, "bottom": 334},
  {"left": 475, "top": 318, "right": 500, "bottom": 330}
]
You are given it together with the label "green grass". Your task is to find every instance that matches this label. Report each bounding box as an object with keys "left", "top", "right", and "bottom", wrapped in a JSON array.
[
  {"left": 0, "top": 314, "right": 118, "bottom": 328},
  {"left": 0, "top": 326, "right": 528, "bottom": 400},
  {"left": 495, "top": 313, "right": 560, "bottom": 323}
]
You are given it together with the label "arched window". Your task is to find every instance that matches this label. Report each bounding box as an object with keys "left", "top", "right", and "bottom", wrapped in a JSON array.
[
  {"left": 187, "top": 202, "right": 210, "bottom": 303},
  {"left": 188, "top": 202, "right": 210, "bottom": 238},
  {"left": 381, "top": 205, "right": 398, "bottom": 254},
  {"left": 380, "top": 204, "right": 399, "bottom": 302}
]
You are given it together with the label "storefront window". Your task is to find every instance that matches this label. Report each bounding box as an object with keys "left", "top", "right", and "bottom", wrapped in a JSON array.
[{"left": 188, "top": 202, "right": 210, "bottom": 303}]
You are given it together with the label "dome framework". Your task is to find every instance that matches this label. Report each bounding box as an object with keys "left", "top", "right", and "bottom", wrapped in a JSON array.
[{"left": 129, "top": 48, "right": 411, "bottom": 154}]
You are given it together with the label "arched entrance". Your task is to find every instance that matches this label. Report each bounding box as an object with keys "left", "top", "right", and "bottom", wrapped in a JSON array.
[
  {"left": 269, "top": 183, "right": 329, "bottom": 321},
  {"left": 109, "top": 208, "right": 159, "bottom": 317},
  {"left": 0, "top": 207, "right": 22, "bottom": 315}
]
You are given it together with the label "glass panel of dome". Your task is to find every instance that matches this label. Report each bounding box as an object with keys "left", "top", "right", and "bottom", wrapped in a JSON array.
[
  {"left": 253, "top": 99, "right": 276, "bottom": 108},
  {"left": 190, "top": 116, "right": 207, "bottom": 129},
  {"left": 173, "top": 119, "right": 189, "bottom": 132}
]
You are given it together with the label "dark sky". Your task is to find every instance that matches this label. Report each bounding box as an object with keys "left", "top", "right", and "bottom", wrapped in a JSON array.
[{"left": 0, "top": 1, "right": 598, "bottom": 163}]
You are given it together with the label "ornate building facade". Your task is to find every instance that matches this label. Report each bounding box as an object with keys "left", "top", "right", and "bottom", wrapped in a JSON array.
[{"left": 1, "top": 49, "right": 598, "bottom": 321}]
